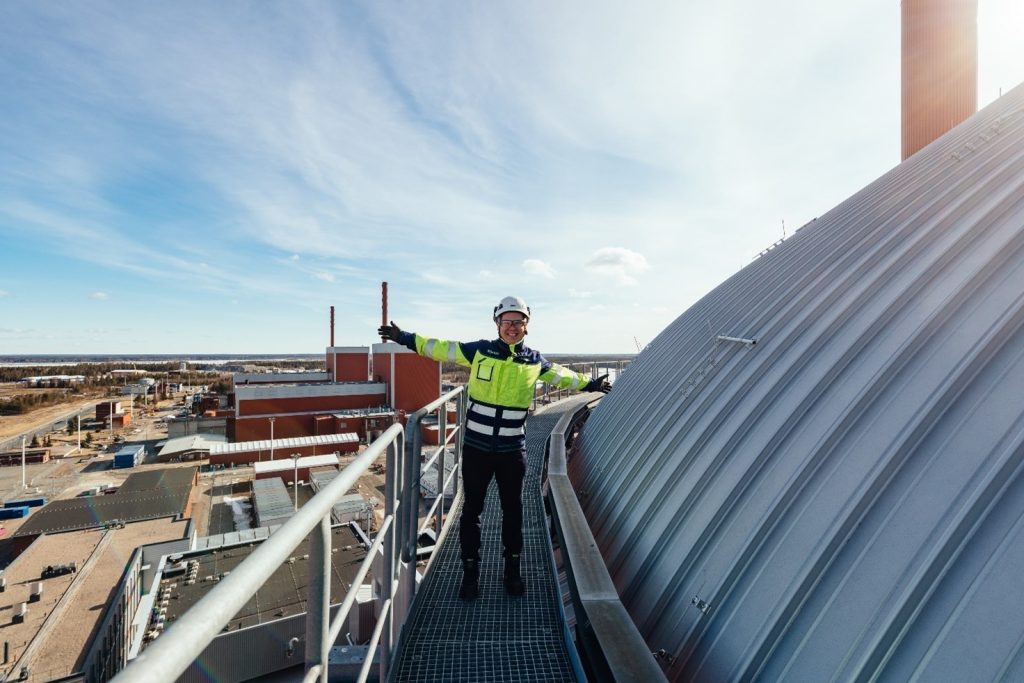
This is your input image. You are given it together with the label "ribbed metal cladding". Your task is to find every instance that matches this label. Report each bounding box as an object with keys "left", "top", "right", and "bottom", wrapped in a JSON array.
[
  {"left": 574, "top": 82, "right": 1024, "bottom": 682},
  {"left": 901, "top": 0, "right": 978, "bottom": 160}
]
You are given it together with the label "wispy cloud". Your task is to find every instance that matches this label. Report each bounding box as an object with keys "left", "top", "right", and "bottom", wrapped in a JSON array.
[
  {"left": 523, "top": 259, "right": 556, "bottom": 279},
  {"left": 0, "top": 290, "right": 9, "bottom": 298},
  {"left": 421, "top": 271, "right": 459, "bottom": 287},
  {"left": 585, "top": 247, "right": 650, "bottom": 285},
  {"left": 89, "top": 292, "right": 109, "bottom": 300},
  {"left": 9, "top": 0, "right": 1015, "bottom": 354}
]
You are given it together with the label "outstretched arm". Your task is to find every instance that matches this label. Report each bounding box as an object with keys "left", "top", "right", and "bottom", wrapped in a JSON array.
[
  {"left": 539, "top": 363, "right": 611, "bottom": 394},
  {"left": 377, "top": 321, "right": 475, "bottom": 367}
]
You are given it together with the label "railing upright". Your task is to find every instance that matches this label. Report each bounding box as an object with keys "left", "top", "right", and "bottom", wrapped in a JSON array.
[
  {"left": 381, "top": 436, "right": 401, "bottom": 682},
  {"left": 114, "top": 423, "right": 407, "bottom": 683},
  {"left": 305, "top": 517, "right": 332, "bottom": 683},
  {"left": 111, "top": 384, "right": 498, "bottom": 683}
]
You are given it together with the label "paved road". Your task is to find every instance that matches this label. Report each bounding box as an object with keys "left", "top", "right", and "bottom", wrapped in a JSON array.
[{"left": 0, "top": 403, "right": 97, "bottom": 453}]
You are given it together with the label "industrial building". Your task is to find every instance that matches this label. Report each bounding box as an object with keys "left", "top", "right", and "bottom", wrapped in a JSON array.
[
  {"left": 18, "top": 375, "right": 86, "bottom": 387},
  {"left": 0, "top": 517, "right": 192, "bottom": 683},
  {"left": 0, "top": 447, "right": 51, "bottom": 467},
  {"left": 155, "top": 433, "right": 229, "bottom": 462},
  {"left": 96, "top": 400, "right": 132, "bottom": 430},
  {"left": 253, "top": 452, "right": 342, "bottom": 483},
  {"left": 154, "top": 432, "right": 360, "bottom": 466},
  {"left": 13, "top": 468, "right": 198, "bottom": 542},
  {"left": 228, "top": 336, "right": 440, "bottom": 450},
  {"left": 83, "top": 523, "right": 373, "bottom": 682},
  {"left": 309, "top": 467, "right": 376, "bottom": 527},
  {"left": 210, "top": 432, "right": 359, "bottom": 466}
]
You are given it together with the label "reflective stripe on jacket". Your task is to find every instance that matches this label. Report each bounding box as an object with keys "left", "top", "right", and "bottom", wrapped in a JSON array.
[{"left": 397, "top": 331, "right": 593, "bottom": 452}]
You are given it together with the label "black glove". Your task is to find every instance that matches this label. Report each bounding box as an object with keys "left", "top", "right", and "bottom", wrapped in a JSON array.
[
  {"left": 378, "top": 320, "right": 402, "bottom": 342},
  {"left": 587, "top": 374, "right": 611, "bottom": 394}
]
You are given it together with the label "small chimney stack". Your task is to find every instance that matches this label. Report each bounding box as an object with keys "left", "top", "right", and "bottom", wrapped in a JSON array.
[
  {"left": 381, "top": 282, "right": 389, "bottom": 342},
  {"left": 901, "top": 0, "right": 978, "bottom": 160},
  {"left": 330, "top": 305, "right": 335, "bottom": 348}
]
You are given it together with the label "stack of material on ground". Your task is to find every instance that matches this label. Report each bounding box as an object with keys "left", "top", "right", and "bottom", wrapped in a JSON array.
[
  {"left": 4, "top": 497, "right": 47, "bottom": 509},
  {"left": 113, "top": 444, "right": 145, "bottom": 469},
  {"left": 0, "top": 497, "right": 46, "bottom": 518},
  {"left": 308, "top": 467, "right": 373, "bottom": 525},
  {"left": 252, "top": 478, "right": 295, "bottom": 528}
]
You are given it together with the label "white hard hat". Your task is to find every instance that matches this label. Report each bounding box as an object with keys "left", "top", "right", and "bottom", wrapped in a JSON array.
[{"left": 493, "top": 295, "right": 530, "bottom": 321}]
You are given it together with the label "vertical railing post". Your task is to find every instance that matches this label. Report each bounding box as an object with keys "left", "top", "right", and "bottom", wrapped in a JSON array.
[
  {"left": 400, "top": 417, "right": 417, "bottom": 564},
  {"left": 306, "top": 515, "right": 331, "bottom": 682},
  {"left": 380, "top": 436, "right": 400, "bottom": 682},
  {"left": 444, "top": 391, "right": 466, "bottom": 535},
  {"left": 400, "top": 416, "right": 421, "bottom": 620},
  {"left": 436, "top": 403, "right": 446, "bottom": 534}
]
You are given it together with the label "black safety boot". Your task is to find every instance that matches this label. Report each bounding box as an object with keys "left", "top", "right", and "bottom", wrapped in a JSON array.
[
  {"left": 504, "top": 554, "right": 524, "bottom": 596},
  {"left": 459, "top": 559, "right": 480, "bottom": 601}
]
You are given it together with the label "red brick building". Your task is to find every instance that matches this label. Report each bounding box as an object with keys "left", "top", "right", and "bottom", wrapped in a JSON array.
[
  {"left": 232, "top": 382, "right": 388, "bottom": 443},
  {"left": 372, "top": 343, "right": 441, "bottom": 413},
  {"left": 326, "top": 346, "right": 371, "bottom": 382},
  {"left": 226, "top": 339, "right": 442, "bottom": 448}
]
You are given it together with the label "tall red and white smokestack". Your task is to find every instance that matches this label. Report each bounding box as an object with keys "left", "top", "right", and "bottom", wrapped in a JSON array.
[
  {"left": 381, "top": 282, "right": 389, "bottom": 342},
  {"left": 901, "top": 0, "right": 978, "bottom": 160}
]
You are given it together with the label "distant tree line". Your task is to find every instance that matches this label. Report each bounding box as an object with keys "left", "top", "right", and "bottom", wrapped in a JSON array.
[
  {"left": 0, "top": 361, "right": 186, "bottom": 383},
  {"left": 0, "top": 389, "right": 71, "bottom": 415}
]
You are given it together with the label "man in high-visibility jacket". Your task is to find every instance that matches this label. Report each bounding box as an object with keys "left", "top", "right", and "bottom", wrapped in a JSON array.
[{"left": 378, "top": 295, "right": 611, "bottom": 600}]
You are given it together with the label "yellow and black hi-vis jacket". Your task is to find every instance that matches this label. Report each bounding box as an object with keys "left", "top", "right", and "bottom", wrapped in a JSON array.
[{"left": 397, "top": 331, "right": 598, "bottom": 452}]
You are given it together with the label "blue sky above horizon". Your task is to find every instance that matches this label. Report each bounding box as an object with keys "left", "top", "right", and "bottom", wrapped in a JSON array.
[{"left": 1, "top": 1, "right": 1022, "bottom": 355}]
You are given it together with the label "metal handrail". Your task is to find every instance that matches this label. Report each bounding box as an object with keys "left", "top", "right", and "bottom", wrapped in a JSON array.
[
  {"left": 403, "top": 386, "right": 466, "bottom": 564},
  {"left": 113, "top": 382, "right": 656, "bottom": 682},
  {"left": 114, "top": 422, "right": 407, "bottom": 683},
  {"left": 545, "top": 400, "right": 668, "bottom": 683},
  {"left": 532, "top": 359, "right": 631, "bottom": 410}
]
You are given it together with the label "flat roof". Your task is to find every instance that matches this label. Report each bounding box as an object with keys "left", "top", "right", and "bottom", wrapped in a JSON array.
[
  {"left": 253, "top": 454, "right": 339, "bottom": 474},
  {"left": 28, "top": 518, "right": 189, "bottom": 679},
  {"left": 157, "top": 434, "right": 228, "bottom": 458},
  {"left": 114, "top": 444, "right": 145, "bottom": 458},
  {"left": 210, "top": 432, "right": 358, "bottom": 455},
  {"left": 14, "top": 468, "right": 197, "bottom": 537},
  {"left": 234, "top": 382, "right": 386, "bottom": 400},
  {"left": 151, "top": 524, "right": 367, "bottom": 631},
  {"left": 0, "top": 518, "right": 190, "bottom": 680},
  {"left": 232, "top": 371, "right": 332, "bottom": 384}
]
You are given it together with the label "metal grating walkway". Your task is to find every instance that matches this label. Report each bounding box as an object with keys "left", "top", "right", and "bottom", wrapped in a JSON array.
[{"left": 390, "top": 397, "right": 592, "bottom": 683}]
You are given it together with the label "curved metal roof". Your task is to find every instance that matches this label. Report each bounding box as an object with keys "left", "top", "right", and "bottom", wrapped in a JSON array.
[{"left": 575, "top": 83, "right": 1024, "bottom": 682}]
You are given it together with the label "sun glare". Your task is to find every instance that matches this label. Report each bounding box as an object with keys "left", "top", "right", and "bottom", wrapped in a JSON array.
[{"left": 978, "top": 0, "right": 1024, "bottom": 104}]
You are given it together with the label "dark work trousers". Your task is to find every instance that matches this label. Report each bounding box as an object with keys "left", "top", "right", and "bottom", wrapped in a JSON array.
[{"left": 459, "top": 443, "right": 528, "bottom": 562}]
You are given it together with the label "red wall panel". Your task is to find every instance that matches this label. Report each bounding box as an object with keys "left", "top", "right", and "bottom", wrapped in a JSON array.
[{"left": 327, "top": 348, "right": 371, "bottom": 382}]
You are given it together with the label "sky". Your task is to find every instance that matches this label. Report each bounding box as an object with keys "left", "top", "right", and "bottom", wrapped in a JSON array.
[{"left": 1, "top": 1, "right": 1022, "bottom": 355}]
